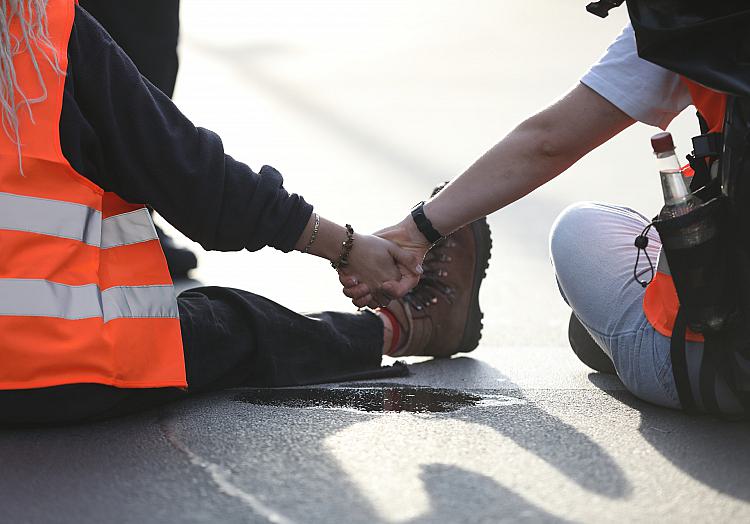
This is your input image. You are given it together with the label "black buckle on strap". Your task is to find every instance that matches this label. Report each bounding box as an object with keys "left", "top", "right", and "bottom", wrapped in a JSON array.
[{"left": 691, "top": 132, "right": 723, "bottom": 159}]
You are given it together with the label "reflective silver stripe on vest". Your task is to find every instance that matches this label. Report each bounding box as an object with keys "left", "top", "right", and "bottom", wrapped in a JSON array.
[
  {"left": 0, "top": 279, "right": 178, "bottom": 321},
  {"left": 0, "top": 279, "right": 102, "bottom": 319},
  {"left": 101, "top": 208, "right": 158, "bottom": 248},
  {"left": 0, "top": 192, "right": 159, "bottom": 248},
  {"left": 102, "top": 285, "right": 178, "bottom": 321},
  {"left": 0, "top": 191, "right": 101, "bottom": 245}
]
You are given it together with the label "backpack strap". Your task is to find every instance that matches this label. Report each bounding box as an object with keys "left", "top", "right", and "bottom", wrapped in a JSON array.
[
  {"left": 699, "top": 335, "right": 721, "bottom": 414},
  {"left": 670, "top": 307, "right": 697, "bottom": 413}
]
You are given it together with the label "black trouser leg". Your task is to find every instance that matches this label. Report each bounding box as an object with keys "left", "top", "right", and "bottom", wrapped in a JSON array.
[
  {"left": 0, "top": 287, "right": 383, "bottom": 427},
  {"left": 178, "top": 287, "right": 384, "bottom": 391}
]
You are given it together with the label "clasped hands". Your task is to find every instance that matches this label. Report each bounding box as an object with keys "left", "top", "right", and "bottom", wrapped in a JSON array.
[{"left": 338, "top": 217, "right": 431, "bottom": 309}]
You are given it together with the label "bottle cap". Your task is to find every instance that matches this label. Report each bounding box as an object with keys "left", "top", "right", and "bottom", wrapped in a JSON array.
[{"left": 651, "top": 132, "right": 675, "bottom": 153}]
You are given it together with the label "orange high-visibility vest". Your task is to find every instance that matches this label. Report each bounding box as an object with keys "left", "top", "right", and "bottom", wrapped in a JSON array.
[
  {"left": 0, "top": 0, "right": 186, "bottom": 389},
  {"left": 642, "top": 79, "right": 727, "bottom": 343}
]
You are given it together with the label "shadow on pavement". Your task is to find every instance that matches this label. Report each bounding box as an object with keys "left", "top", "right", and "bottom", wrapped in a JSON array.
[
  {"left": 412, "top": 464, "right": 574, "bottom": 524},
  {"left": 0, "top": 356, "right": 631, "bottom": 523},
  {"left": 412, "top": 357, "right": 631, "bottom": 499},
  {"left": 0, "top": 410, "right": 254, "bottom": 523},
  {"left": 155, "top": 355, "right": 630, "bottom": 523},
  {"left": 587, "top": 377, "right": 750, "bottom": 504}
]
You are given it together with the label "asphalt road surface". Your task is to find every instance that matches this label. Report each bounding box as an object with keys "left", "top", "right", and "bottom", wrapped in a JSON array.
[{"left": 2, "top": 2, "right": 748, "bottom": 523}]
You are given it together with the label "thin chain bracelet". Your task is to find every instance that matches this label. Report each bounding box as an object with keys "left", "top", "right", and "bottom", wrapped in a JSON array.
[
  {"left": 303, "top": 213, "right": 320, "bottom": 253},
  {"left": 331, "top": 224, "right": 355, "bottom": 270}
]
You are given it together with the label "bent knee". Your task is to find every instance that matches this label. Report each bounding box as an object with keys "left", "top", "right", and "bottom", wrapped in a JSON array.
[
  {"left": 549, "top": 201, "right": 600, "bottom": 267},
  {"left": 549, "top": 201, "right": 647, "bottom": 262}
]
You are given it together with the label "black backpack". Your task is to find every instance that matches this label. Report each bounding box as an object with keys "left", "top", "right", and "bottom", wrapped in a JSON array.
[{"left": 590, "top": 0, "right": 750, "bottom": 415}]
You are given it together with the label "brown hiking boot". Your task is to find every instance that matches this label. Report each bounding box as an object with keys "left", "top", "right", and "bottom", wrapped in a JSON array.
[{"left": 386, "top": 191, "right": 492, "bottom": 357}]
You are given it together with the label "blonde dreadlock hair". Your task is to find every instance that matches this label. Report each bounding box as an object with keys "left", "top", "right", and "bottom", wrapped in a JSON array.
[{"left": 0, "top": 0, "right": 63, "bottom": 174}]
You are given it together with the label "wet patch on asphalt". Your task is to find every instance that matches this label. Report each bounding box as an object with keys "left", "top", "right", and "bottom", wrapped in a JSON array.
[{"left": 232, "top": 385, "right": 525, "bottom": 413}]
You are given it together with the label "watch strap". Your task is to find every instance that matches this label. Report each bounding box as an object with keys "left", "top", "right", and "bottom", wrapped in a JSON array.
[{"left": 410, "top": 201, "right": 443, "bottom": 244}]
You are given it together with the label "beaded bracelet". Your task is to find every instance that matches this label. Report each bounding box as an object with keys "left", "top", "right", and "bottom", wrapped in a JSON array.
[
  {"left": 303, "top": 213, "right": 320, "bottom": 253},
  {"left": 331, "top": 224, "right": 355, "bottom": 270}
]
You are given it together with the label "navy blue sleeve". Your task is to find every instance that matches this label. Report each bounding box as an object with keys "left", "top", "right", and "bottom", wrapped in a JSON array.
[{"left": 59, "top": 6, "right": 312, "bottom": 252}]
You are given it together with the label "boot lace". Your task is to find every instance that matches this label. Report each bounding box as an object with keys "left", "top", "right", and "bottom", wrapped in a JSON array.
[{"left": 403, "top": 239, "right": 456, "bottom": 310}]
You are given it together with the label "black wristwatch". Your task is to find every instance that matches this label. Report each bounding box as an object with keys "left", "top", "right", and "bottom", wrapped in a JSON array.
[{"left": 410, "top": 201, "right": 444, "bottom": 244}]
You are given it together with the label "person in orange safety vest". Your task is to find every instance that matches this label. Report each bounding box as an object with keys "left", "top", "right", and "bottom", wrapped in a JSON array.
[
  {"left": 345, "top": 4, "right": 750, "bottom": 417},
  {"left": 0, "top": 0, "right": 492, "bottom": 425}
]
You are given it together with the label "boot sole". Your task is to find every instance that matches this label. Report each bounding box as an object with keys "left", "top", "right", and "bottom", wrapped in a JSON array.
[
  {"left": 568, "top": 313, "right": 616, "bottom": 374},
  {"left": 456, "top": 217, "right": 492, "bottom": 354}
]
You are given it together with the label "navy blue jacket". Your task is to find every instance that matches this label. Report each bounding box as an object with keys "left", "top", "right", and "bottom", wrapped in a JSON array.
[{"left": 60, "top": 6, "right": 312, "bottom": 253}]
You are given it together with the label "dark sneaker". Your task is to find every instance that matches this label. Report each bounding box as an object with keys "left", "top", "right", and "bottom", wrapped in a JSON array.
[
  {"left": 155, "top": 224, "right": 198, "bottom": 278},
  {"left": 568, "top": 313, "right": 616, "bottom": 374},
  {"left": 386, "top": 203, "right": 491, "bottom": 358}
]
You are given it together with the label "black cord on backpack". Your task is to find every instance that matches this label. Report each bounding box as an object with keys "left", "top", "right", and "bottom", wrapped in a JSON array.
[{"left": 633, "top": 222, "right": 655, "bottom": 288}]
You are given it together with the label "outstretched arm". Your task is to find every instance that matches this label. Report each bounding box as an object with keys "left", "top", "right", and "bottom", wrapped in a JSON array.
[
  {"left": 69, "top": 7, "right": 422, "bottom": 296},
  {"left": 344, "top": 83, "right": 636, "bottom": 306},
  {"left": 416, "top": 83, "right": 634, "bottom": 238}
]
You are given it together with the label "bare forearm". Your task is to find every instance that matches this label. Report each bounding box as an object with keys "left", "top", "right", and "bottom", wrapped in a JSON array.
[
  {"left": 425, "top": 122, "right": 572, "bottom": 235},
  {"left": 419, "top": 84, "right": 635, "bottom": 237}
]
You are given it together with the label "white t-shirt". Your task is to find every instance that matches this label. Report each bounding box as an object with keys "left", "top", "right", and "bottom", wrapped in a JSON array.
[{"left": 581, "top": 24, "right": 692, "bottom": 130}]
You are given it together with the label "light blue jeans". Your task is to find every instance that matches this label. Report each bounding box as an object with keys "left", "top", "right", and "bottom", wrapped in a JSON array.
[{"left": 549, "top": 202, "right": 686, "bottom": 410}]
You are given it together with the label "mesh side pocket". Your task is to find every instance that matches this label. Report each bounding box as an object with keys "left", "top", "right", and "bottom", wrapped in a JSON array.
[{"left": 654, "top": 196, "right": 735, "bottom": 333}]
